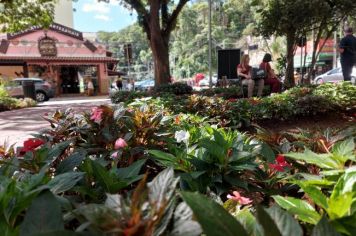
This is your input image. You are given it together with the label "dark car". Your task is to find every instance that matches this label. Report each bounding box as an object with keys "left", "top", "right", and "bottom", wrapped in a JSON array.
[{"left": 7, "top": 78, "right": 55, "bottom": 102}]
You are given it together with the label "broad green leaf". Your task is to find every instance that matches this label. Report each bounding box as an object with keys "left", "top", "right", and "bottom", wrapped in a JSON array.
[
  {"left": 327, "top": 193, "right": 354, "bottom": 219},
  {"left": 148, "top": 150, "right": 177, "bottom": 167},
  {"left": 47, "top": 141, "right": 71, "bottom": 164},
  {"left": 235, "top": 208, "right": 263, "bottom": 236},
  {"left": 20, "top": 190, "right": 64, "bottom": 236},
  {"left": 272, "top": 195, "right": 321, "bottom": 224},
  {"left": 260, "top": 142, "right": 276, "bottom": 163},
  {"left": 331, "top": 171, "right": 356, "bottom": 199},
  {"left": 256, "top": 206, "right": 282, "bottom": 236},
  {"left": 116, "top": 159, "right": 146, "bottom": 179},
  {"left": 286, "top": 149, "right": 339, "bottom": 169},
  {"left": 56, "top": 150, "right": 86, "bottom": 174},
  {"left": 47, "top": 172, "right": 85, "bottom": 194},
  {"left": 331, "top": 138, "right": 355, "bottom": 162},
  {"left": 266, "top": 205, "right": 303, "bottom": 236},
  {"left": 181, "top": 191, "right": 248, "bottom": 236},
  {"left": 91, "top": 160, "right": 127, "bottom": 193},
  {"left": 296, "top": 181, "right": 328, "bottom": 210},
  {"left": 170, "top": 202, "right": 202, "bottom": 236},
  {"left": 147, "top": 168, "right": 179, "bottom": 209},
  {"left": 312, "top": 216, "right": 341, "bottom": 236}
]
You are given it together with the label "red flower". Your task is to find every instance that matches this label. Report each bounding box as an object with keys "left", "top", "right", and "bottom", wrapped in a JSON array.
[
  {"left": 228, "top": 98, "right": 237, "bottom": 103},
  {"left": 269, "top": 154, "right": 291, "bottom": 172},
  {"left": 19, "top": 138, "right": 45, "bottom": 155},
  {"left": 90, "top": 107, "right": 103, "bottom": 123}
]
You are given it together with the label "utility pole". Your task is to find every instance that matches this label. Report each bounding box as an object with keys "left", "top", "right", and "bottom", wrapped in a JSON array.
[
  {"left": 333, "top": 30, "right": 337, "bottom": 68},
  {"left": 208, "top": 0, "right": 212, "bottom": 87}
]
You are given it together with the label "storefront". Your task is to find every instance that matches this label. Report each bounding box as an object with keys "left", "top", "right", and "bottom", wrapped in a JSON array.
[
  {"left": 294, "top": 39, "right": 335, "bottom": 74},
  {"left": 0, "top": 23, "right": 118, "bottom": 96}
]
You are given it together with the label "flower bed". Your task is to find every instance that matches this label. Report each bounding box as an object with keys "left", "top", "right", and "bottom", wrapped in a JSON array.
[{"left": 0, "top": 82, "right": 355, "bottom": 234}]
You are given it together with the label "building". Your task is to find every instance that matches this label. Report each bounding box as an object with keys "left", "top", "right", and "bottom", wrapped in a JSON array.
[
  {"left": 0, "top": 23, "right": 118, "bottom": 96},
  {"left": 54, "top": 0, "right": 74, "bottom": 28}
]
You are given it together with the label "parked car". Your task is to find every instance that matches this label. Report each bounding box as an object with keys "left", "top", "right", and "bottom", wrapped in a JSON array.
[
  {"left": 6, "top": 78, "right": 55, "bottom": 102},
  {"left": 198, "top": 74, "right": 218, "bottom": 87},
  {"left": 313, "top": 67, "right": 356, "bottom": 84},
  {"left": 135, "top": 79, "right": 155, "bottom": 91}
]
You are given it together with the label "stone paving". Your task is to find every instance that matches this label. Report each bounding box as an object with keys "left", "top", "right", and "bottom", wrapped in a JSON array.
[{"left": 0, "top": 96, "right": 110, "bottom": 147}]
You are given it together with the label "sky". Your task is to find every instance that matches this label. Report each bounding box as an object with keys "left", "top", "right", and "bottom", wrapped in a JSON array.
[{"left": 73, "top": 0, "right": 137, "bottom": 32}]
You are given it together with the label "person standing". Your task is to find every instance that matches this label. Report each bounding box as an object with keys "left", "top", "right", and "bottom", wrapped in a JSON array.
[
  {"left": 339, "top": 27, "right": 356, "bottom": 81},
  {"left": 237, "top": 54, "right": 264, "bottom": 97}
]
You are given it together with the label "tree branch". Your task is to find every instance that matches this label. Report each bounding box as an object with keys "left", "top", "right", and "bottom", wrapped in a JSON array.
[{"left": 163, "top": 0, "right": 189, "bottom": 36}]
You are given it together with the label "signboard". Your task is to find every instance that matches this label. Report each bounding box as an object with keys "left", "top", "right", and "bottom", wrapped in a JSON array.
[
  {"left": 7, "top": 23, "right": 83, "bottom": 40},
  {"left": 38, "top": 36, "right": 57, "bottom": 57}
]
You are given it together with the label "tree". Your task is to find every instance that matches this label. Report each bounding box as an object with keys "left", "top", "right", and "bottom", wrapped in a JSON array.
[
  {"left": 256, "top": 0, "right": 356, "bottom": 87},
  {"left": 98, "top": 0, "right": 190, "bottom": 86},
  {"left": 0, "top": 0, "right": 54, "bottom": 32}
]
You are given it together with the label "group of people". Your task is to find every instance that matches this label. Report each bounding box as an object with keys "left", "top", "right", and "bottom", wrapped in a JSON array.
[{"left": 237, "top": 53, "right": 281, "bottom": 98}]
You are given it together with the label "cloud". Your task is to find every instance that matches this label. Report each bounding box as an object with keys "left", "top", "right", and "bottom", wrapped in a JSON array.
[
  {"left": 82, "top": 1, "right": 110, "bottom": 14},
  {"left": 94, "top": 14, "right": 110, "bottom": 21}
]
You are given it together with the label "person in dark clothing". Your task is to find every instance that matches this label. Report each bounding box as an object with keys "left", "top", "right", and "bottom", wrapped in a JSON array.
[{"left": 339, "top": 27, "right": 356, "bottom": 81}]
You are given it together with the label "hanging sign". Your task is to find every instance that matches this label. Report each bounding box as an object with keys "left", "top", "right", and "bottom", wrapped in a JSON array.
[{"left": 38, "top": 36, "right": 57, "bottom": 57}]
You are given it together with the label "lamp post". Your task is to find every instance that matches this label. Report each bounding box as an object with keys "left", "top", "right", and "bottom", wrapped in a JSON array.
[{"left": 208, "top": 0, "right": 212, "bottom": 87}]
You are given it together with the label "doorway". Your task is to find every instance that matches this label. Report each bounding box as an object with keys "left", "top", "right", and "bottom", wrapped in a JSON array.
[{"left": 60, "top": 66, "right": 80, "bottom": 94}]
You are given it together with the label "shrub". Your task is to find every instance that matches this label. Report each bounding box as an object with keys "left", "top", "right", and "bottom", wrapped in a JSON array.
[
  {"left": 110, "top": 90, "right": 149, "bottom": 103},
  {"left": 155, "top": 82, "right": 193, "bottom": 95}
]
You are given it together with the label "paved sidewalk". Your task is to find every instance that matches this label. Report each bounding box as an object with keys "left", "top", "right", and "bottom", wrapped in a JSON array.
[{"left": 0, "top": 97, "right": 110, "bottom": 147}]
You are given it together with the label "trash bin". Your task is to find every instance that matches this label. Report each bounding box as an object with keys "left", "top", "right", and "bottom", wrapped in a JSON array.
[{"left": 22, "top": 80, "right": 36, "bottom": 100}]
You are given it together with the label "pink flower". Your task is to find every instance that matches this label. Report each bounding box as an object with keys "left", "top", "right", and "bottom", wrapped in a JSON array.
[
  {"left": 115, "top": 138, "right": 127, "bottom": 149},
  {"left": 227, "top": 191, "right": 252, "bottom": 205},
  {"left": 90, "top": 107, "right": 103, "bottom": 123},
  {"left": 111, "top": 151, "right": 119, "bottom": 158},
  {"left": 269, "top": 154, "right": 291, "bottom": 172}
]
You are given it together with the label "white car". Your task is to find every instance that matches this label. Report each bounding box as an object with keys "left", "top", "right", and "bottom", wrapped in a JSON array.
[
  {"left": 198, "top": 75, "right": 218, "bottom": 87},
  {"left": 313, "top": 67, "right": 356, "bottom": 84}
]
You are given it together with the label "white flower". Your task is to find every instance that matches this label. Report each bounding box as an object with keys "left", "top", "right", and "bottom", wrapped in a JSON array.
[{"left": 175, "top": 130, "right": 190, "bottom": 144}]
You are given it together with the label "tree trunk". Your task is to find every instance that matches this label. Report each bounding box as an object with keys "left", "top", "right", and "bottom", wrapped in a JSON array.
[
  {"left": 150, "top": 34, "right": 170, "bottom": 86},
  {"left": 285, "top": 32, "right": 296, "bottom": 88},
  {"left": 147, "top": 0, "right": 171, "bottom": 86}
]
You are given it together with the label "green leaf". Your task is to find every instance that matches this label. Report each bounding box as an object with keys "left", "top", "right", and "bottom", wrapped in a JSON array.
[
  {"left": 147, "top": 168, "right": 179, "bottom": 209},
  {"left": 256, "top": 206, "right": 282, "bottom": 236},
  {"left": 296, "top": 181, "right": 328, "bottom": 210},
  {"left": 327, "top": 192, "right": 354, "bottom": 219},
  {"left": 260, "top": 142, "right": 276, "bottom": 162},
  {"left": 47, "top": 141, "right": 71, "bottom": 164},
  {"left": 20, "top": 190, "right": 64, "bottom": 236},
  {"left": 148, "top": 150, "right": 177, "bottom": 167},
  {"left": 331, "top": 138, "right": 355, "bottom": 162},
  {"left": 266, "top": 205, "right": 303, "bottom": 236},
  {"left": 116, "top": 159, "right": 146, "bottom": 179},
  {"left": 235, "top": 208, "right": 263, "bottom": 236},
  {"left": 170, "top": 202, "right": 202, "bottom": 236},
  {"left": 47, "top": 172, "right": 85, "bottom": 194},
  {"left": 286, "top": 149, "right": 339, "bottom": 169},
  {"left": 91, "top": 160, "right": 127, "bottom": 193},
  {"left": 272, "top": 195, "right": 321, "bottom": 224},
  {"left": 181, "top": 191, "right": 248, "bottom": 236},
  {"left": 312, "top": 216, "right": 341, "bottom": 236},
  {"left": 56, "top": 149, "right": 86, "bottom": 174}
]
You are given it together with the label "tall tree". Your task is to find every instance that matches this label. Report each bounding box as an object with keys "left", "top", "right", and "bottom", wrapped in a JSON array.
[{"left": 99, "top": 0, "right": 190, "bottom": 85}]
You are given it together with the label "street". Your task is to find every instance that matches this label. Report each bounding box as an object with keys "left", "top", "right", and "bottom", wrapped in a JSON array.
[{"left": 0, "top": 97, "right": 111, "bottom": 147}]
